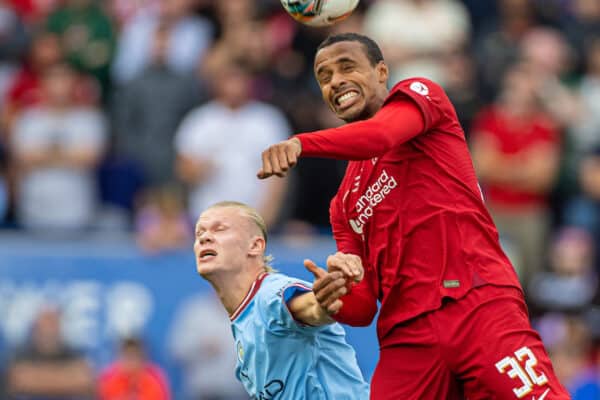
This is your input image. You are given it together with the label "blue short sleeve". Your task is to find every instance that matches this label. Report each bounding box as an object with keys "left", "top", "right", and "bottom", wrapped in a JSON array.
[{"left": 257, "top": 274, "right": 322, "bottom": 334}]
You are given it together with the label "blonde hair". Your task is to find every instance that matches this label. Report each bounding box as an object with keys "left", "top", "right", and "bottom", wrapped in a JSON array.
[{"left": 206, "top": 201, "right": 276, "bottom": 272}]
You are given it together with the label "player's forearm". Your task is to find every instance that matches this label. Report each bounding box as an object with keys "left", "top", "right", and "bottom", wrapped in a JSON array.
[
  {"left": 303, "top": 303, "right": 336, "bottom": 326},
  {"left": 332, "top": 291, "right": 377, "bottom": 327},
  {"left": 297, "top": 100, "right": 424, "bottom": 160},
  {"left": 289, "top": 293, "right": 335, "bottom": 326}
]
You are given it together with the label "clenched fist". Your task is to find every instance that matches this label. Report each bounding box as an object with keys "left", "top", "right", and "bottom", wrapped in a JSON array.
[{"left": 257, "top": 138, "right": 302, "bottom": 179}]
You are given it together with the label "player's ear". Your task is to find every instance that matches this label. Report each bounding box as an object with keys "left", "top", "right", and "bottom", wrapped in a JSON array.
[
  {"left": 248, "top": 236, "right": 266, "bottom": 257},
  {"left": 376, "top": 61, "right": 388, "bottom": 84}
]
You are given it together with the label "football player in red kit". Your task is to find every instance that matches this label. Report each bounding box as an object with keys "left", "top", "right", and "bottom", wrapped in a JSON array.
[{"left": 258, "top": 33, "right": 570, "bottom": 400}]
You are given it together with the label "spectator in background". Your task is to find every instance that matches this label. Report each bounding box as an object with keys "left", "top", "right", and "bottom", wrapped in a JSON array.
[
  {"left": 570, "top": 343, "right": 600, "bottom": 399},
  {"left": 10, "top": 0, "right": 61, "bottom": 24},
  {"left": 98, "top": 337, "right": 171, "bottom": 400},
  {"left": 562, "top": 0, "right": 600, "bottom": 68},
  {"left": 168, "top": 293, "right": 247, "bottom": 400},
  {"left": 111, "top": 0, "right": 213, "bottom": 85},
  {"left": 111, "top": 21, "right": 202, "bottom": 188},
  {"left": 203, "top": 0, "right": 270, "bottom": 76},
  {"left": 174, "top": 58, "right": 289, "bottom": 229},
  {"left": 474, "top": 0, "right": 537, "bottom": 101},
  {"left": 0, "top": 0, "right": 29, "bottom": 102},
  {"left": 471, "top": 62, "right": 562, "bottom": 286},
  {"left": 1, "top": 31, "right": 63, "bottom": 137},
  {"left": 45, "top": 0, "right": 116, "bottom": 100},
  {"left": 571, "top": 37, "right": 600, "bottom": 152},
  {"left": 107, "top": 0, "right": 161, "bottom": 29},
  {"left": 363, "top": 0, "right": 470, "bottom": 86},
  {"left": 519, "top": 27, "right": 580, "bottom": 128},
  {"left": 536, "top": 314, "right": 597, "bottom": 398},
  {"left": 518, "top": 27, "right": 582, "bottom": 219},
  {"left": 567, "top": 148, "right": 600, "bottom": 261},
  {"left": 6, "top": 307, "right": 94, "bottom": 399},
  {"left": 567, "top": 37, "right": 600, "bottom": 251},
  {"left": 441, "top": 49, "right": 482, "bottom": 139},
  {"left": 134, "top": 185, "right": 191, "bottom": 254},
  {"left": 528, "top": 227, "right": 598, "bottom": 315},
  {"left": 10, "top": 62, "right": 107, "bottom": 232}
]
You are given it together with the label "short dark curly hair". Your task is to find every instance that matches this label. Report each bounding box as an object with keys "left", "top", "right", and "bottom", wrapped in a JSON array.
[{"left": 316, "top": 33, "right": 385, "bottom": 66}]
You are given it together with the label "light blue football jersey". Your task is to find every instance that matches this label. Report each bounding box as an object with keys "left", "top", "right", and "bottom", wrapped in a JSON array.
[{"left": 230, "top": 272, "right": 369, "bottom": 400}]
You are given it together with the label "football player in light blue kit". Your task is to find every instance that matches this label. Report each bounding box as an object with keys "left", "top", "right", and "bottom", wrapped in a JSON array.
[{"left": 194, "top": 201, "right": 369, "bottom": 400}]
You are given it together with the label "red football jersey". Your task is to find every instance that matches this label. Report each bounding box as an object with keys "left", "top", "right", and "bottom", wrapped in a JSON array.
[{"left": 296, "top": 78, "right": 522, "bottom": 344}]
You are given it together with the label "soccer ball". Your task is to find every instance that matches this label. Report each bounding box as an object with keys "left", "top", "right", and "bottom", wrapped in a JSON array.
[{"left": 280, "top": 0, "right": 360, "bottom": 27}]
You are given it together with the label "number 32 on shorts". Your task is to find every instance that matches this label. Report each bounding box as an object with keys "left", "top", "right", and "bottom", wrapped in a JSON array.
[{"left": 495, "top": 346, "right": 549, "bottom": 398}]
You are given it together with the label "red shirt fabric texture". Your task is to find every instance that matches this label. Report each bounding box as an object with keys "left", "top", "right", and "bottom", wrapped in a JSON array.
[{"left": 297, "top": 78, "right": 522, "bottom": 345}]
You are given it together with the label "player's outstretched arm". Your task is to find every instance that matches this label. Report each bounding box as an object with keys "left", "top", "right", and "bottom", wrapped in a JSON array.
[
  {"left": 287, "top": 260, "right": 347, "bottom": 326},
  {"left": 295, "top": 99, "right": 425, "bottom": 161}
]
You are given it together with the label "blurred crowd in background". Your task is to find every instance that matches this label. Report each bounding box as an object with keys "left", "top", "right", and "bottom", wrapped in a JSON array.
[{"left": 1, "top": 0, "right": 600, "bottom": 398}]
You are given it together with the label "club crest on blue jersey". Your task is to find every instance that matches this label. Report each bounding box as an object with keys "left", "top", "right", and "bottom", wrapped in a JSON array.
[{"left": 237, "top": 340, "right": 244, "bottom": 363}]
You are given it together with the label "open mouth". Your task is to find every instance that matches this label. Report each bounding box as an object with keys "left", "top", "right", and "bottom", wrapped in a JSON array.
[
  {"left": 199, "top": 249, "right": 217, "bottom": 260},
  {"left": 334, "top": 90, "right": 360, "bottom": 109}
]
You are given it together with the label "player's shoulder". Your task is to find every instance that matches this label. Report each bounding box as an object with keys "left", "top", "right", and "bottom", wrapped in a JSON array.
[
  {"left": 258, "top": 273, "right": 312, "bottom": 300},
  {"left": 389, "top": 77, "right": 445, "bottom": 98},
  {"left": 255, "top": 274, "right": 313, "bottom": 313}
]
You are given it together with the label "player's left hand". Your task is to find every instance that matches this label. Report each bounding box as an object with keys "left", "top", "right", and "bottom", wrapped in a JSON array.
[
  {"left": 257, "top": 138, "right": 302, "bottom": 179},
  {"left": 304, "top": 259, "right": 346, "bottom": 315},
  {"left": 326, "top": 252, "right": 364, "bottom": 283}
]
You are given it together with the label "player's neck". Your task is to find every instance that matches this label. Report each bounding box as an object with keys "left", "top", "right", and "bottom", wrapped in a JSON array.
[
  {"left": 212, "top": 268, "right": 266, "bottom": 317},
  {"left": 360, "top": 90, "right": 388, "bottom": 121}
]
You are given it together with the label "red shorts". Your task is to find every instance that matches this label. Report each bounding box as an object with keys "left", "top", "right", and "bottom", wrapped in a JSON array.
[{"left": 370, "top": 285, "right": 570, "bottom": 400}]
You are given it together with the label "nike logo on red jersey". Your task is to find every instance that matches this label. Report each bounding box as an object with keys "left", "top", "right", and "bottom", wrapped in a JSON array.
[{"left": 532, "top": 388, "right": 550, "bottom": 400}]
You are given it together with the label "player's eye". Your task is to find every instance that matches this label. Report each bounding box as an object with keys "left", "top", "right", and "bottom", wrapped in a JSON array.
[
  {"left": 341, "top": 63, "right": 355, "bottom": 72},
  {"left": 318, "top": 72, "right": 331, "bottom": 84}
]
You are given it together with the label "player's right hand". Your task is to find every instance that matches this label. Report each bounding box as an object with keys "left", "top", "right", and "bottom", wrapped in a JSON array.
[
  {"left": 304, "top": 259, "right": 346, "bottom": 315},
  {"left": 257, "top": 138, "right": 302, "bottom": 179},
  {"left": 326, "top": 252, "right": 364, "bottom": 283}
]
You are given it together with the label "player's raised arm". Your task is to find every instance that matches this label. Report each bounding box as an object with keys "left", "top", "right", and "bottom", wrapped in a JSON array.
[
  {"left": 295, "top": 98, "right": 426, "bottom": 161},
  {"left": 257, "top": 99, "right": 426, "bottom": 179}
]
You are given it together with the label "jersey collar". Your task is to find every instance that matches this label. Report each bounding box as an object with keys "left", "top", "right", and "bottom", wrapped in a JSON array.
[{"left": 230, "top": 272, "right": 269, "bottom": 321}]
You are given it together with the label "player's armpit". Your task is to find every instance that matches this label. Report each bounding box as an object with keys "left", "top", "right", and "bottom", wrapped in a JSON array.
[{"left": 287, "top": 292, "right": 337, "bottom": 327}]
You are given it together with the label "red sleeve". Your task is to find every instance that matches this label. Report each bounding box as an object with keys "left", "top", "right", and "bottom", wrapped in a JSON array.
[
  {"left": 297, "top": 78, "right": 449, "bottom": 160},
  {"left": 332, "top": 273, "right": 378, "bottom": 327},
  {"left": 297, "top": 98, "right": 425, "bottom": 160},
  {"left": 329, "top": 196, "right": 378, "bottom": 326}
]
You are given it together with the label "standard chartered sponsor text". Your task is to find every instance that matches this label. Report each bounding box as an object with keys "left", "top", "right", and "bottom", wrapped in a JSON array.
[{"left": 350, "top": 170, "right": 397, "bottom": 234}]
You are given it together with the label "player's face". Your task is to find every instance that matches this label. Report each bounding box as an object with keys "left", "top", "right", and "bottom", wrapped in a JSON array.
[
  {"left": 314, "top": 41, "right": 388, "bottom": 122},
  {"left": 194, "top": 207, "right": 259, "bottom": 278}
]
